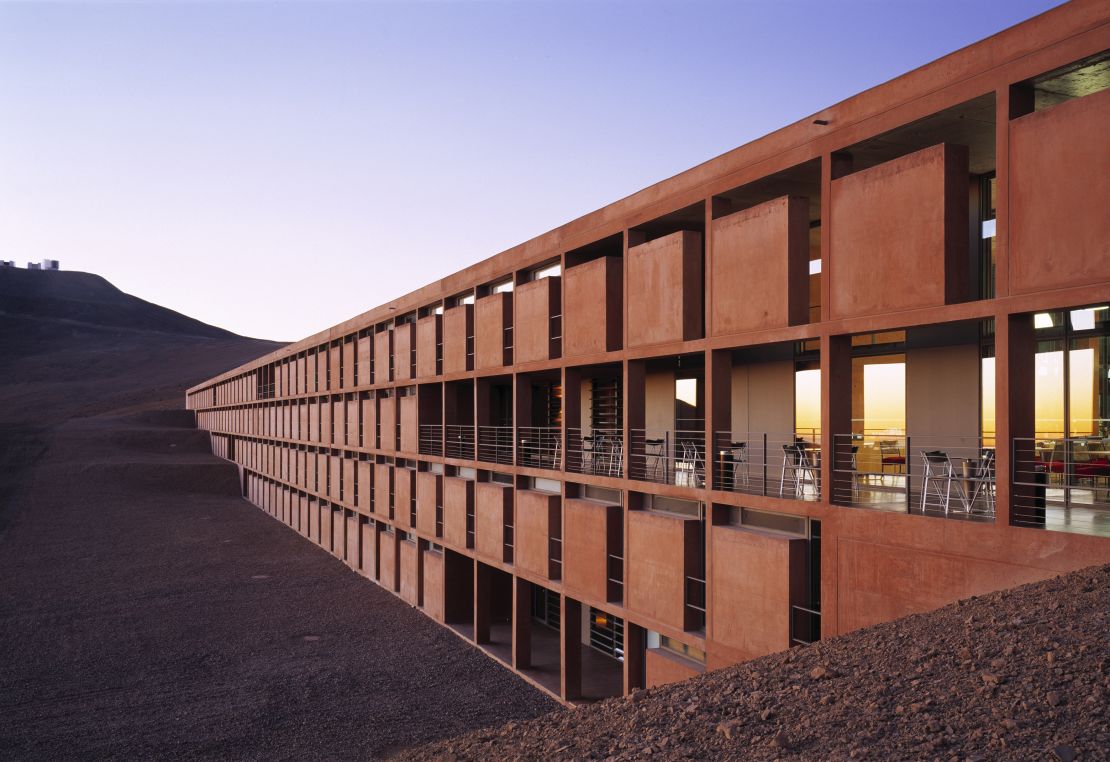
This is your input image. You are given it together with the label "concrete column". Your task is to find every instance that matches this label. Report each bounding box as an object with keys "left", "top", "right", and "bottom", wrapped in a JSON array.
[
  {"left": 999, "top": 312, "right": 1036, "bottom": 527},
  {"left": 821, "top": 334, "right": 853, "bottom": 503},
  {"left": 560, "top": 595, "right": 582, "bottom": 701},
  {"left": 623, "top": 622, "right": 645, "bottom": 695},
  {"left": 512, "top": 577, "right": 532, "bottom": 670},
  {"left": 474, "top": 561, "right": 491, "bottom": 644}
]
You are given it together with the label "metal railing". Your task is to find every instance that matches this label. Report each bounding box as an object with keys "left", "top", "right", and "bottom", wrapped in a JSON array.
[
  {"left": 465, "top": 503, "right": 475, "bottom": 548},
  {"left": 504, "top": 520, "right": 514, "bottom": 564},
  {"left": 685, "top": 575, "right": 706, "bottom": 631},
  {"left": 629, "top": 429, "right": 706, "bottom": 487},
  {"left": 790, "top": 604, "right": 822, "bottom": 646},
  {"left": 477, "top": 425, "right": 514, "bottom": 465},
  {"left": 566, "top": 428, "right": 624, "bottom": 477},
  {"left": 445, "top": 424, "right": 475, "bottom": 460},
  {"left": 517, "top": 426, "right": 562, "bottom": 470},
  {"left": 419, "top": 424, "right": 443, "bottom": 457},
  {"left": 832, "top": 434, "right": 996, "bottom": 519},
  {"left": 607, "top": 553, "right": 624, "bottom": 602},
  {"left": 1012, "top": 436, "right": 1110, "bottom": 535},
  {"left": 713, "top": 432, "right": 821, "bottom": 500},
  {"left": 435, "top": 504, "right": 443, "bottom": 538}
]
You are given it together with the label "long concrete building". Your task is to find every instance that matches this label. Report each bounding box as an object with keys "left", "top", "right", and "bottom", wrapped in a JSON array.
[{"left": 187, "top": 1, "right": 1110, "bottom": 702}]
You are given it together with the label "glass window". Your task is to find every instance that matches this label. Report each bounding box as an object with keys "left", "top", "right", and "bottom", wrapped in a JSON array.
[{"left": 795, "top": 368, "right": 821, "bottom": 438}]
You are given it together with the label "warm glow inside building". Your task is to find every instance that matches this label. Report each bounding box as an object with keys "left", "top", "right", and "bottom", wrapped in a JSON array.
[{"left": 188, "top": 1, "right": 1110, "bottom": 702}]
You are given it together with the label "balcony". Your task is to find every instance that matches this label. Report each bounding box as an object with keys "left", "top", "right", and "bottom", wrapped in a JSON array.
[
  {"left": 566, "top": 428, "right": 623, "bottom": 478},
  {"left": 626, "top": 506, "right": 704, "bottom": 633},
  {"left": 516, "top": 426, "right": 562, "bottom": 471},
  {"left": 712, "top": 432, "right": 821, "bottom": 501},
  {"left": 629, "top": 428, "right": 706, "bottom": 488},
  {"left": 1012, "top": 437, "right": 1110, "bottom": 537},
  {"left": 477, "top": 425, "right": 513, "bottom": 466},
  {"left": 445, "top": 424, "right": 475, "bottom": 460},
  {"left": 475, "top": 481, "right": 513, "bottom": 564},
  {"left": 831, "top": 434, "right": 995, "bottom": 520}
]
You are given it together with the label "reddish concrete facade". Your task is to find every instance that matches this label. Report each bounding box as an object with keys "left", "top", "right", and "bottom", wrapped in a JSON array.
[{"left": 190, "top": 2, "right": 1110, "bottom": 706}]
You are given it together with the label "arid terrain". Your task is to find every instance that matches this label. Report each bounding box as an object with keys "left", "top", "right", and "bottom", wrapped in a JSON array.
[
  {"left": 412, "top": 565, "right": 1109, "bottom": 761},
  {"left": 0, "top": 269, "right": 555, "bottom": 760}
]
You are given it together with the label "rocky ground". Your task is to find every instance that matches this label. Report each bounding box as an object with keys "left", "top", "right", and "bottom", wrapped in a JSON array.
[
  {"left": 0, "top": 269, "right": 556, "bottom": 760},
  {"left": 409, "top": 565, "right": 1109, "bottom": 761}
]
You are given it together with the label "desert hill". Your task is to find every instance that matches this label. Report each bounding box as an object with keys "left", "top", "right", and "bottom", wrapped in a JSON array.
[
  {"left": 0, "top": 268, "right": 283, "bottom": 425},
  {"left": 0, "top": 267, "right": 237, "bottom": 341}
]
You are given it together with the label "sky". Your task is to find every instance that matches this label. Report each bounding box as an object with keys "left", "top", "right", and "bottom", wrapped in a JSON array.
[{"left": 0, "top": 0, "right": 1064, "bottom": 342}]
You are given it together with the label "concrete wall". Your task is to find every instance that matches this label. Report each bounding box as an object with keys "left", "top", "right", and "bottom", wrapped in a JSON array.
[{"left": 730, "top": 361, "right": 795, "bottom": 435}]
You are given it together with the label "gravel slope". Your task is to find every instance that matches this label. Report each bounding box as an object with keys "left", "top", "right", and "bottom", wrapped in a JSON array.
[
  {"left": 0, "top": 271, "right": 558, "bottom": 760},
  {"left": 408, "top": 565, "right": 1109, "bottom": 761}
]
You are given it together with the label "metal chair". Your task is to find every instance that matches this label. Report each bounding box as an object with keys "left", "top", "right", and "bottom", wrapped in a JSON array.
[
  {"left": 920, "top": 450, "right": 968, "bottom": 514},
  {"left": 730, "top": 441, "right": 748, "bottom": 490},
  {"left": 879, "top": 439, "right": 906, "bottom": 483},
  {"left": 780, "top": 443, "right": 812, "bottom": 497}
]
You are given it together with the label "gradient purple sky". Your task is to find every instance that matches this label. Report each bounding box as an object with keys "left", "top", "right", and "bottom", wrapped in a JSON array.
[{"left": 0, "top": 0, "right": 1062, "bottom": 341}]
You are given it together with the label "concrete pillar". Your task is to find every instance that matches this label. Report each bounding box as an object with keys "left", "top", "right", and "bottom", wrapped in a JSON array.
[
  {"left": 999, "top": 312, "right": 1037, "bottom": 527},
  {"left": 623, "top": 622, "right": 645, "bottom": 695},
  {"left": 560, "top": 595, "right": 582, "bottom": 701},
  {"left": 474, "top": 561, "right": 491, "bottom": 644},
  {"left": 821, "top": 334, "right": 853, "bottom": 503},
  {"left": 512, "top": 577, "right": 532, "bottom": 670}
]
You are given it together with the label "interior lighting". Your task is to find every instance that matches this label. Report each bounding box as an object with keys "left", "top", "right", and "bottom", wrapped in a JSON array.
[{"left": 1034, "top": 313, "right": 1054, "bottom": 329}]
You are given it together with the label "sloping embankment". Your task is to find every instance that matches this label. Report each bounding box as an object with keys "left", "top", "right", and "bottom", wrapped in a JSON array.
[{"left": 408, "top": 565, "right": 1109, "bottom": 761}]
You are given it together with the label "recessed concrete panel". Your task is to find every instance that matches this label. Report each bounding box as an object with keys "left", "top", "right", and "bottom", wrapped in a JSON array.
[
  {"left": 563, "top": 498, "right": 620, "bottom": 602},
  {"left": 399, "top": 394, "right": 418, "bottom": 453},
  {"left": 319, "top": 503, "right": 333, "bottom": 553},
  {"left": 394, "top": 322, "right": 415, "bottom": 382},
  {"left": 360, "top": 520, "right": 377, "bottom": 580},
  {"left": 514, "top": 276, "right": 560, "bottom": 364},
  {"left": 378, "top": 395, "right": 397, "bottom": 451},
  {"left": 416, "top": 471, "right": 442, "bottom": 538},
  {"left": 564, "top": 256, "right": 622, "bottom": 357},
  {"left": 361, "top": 396, "right": 376, "bottom": 449},
  {"left": 399, "top": 539, "right": 421, "bottom": 605},
  {"left": 374, "top": 464, "right": 392, "bottom": 520},
  {"left": 830, "top": 143, "right": 969, "bottom": 319},
  {"left": 342, "top": 457, "right": 355, "bottom": 505},
  {"left": 345, "top": 513, "right": 360, "bottom": 569},
  {"left": 628, "top": 231, "right": 703, "bottom": 347},
  {"left": 357, "top": 334, "right": 372, "bottom": 386},
  {"left": 394, "top": 467, "right": 415, "bottom": 529},
  {"left": 331, "top": 506, "right": 345, "bottom": 558},
  {"left": 374, "top": 330, "right": 392, "bottom": 384},
  {"left": 357, "top": 460, "right": 373, "bottom": 513},
  {"left": 475, "top": 292, "right": 513, "bottom": 369},
  {"left": 1010, "top": 88, "right": 1110, "bottom": 294},
  {"left": 711, "top": 196, "right": 809, "bottom": 335},
  {"left": 626, "top": 510, "right": 700, "bottom": 632},
  {"left": 443, "top": 304, "right": 473, "bottom": 374},
  {"left": 709, "top": 525, "right": 805, "bottom": 667},
  {"left": 515, "top": 489, "right": 560, "bottom": 579},
  {"left": 423, "top": 549, "right": 446, "bottom": 622},
  {"left": 475, "top": 481, "right": 512, "bottom": 563},
  {"left": 379, "top": 530, "right": 399, "bottom": 592},
  {"left": 443, "top": 477, "right": 474, "bottom": 549},
  {"left": 328, "top": 345, "right": 341, "bottom": 391},
  {"left": 416, "top": 314, "right": 442, "bottom": 378}
]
